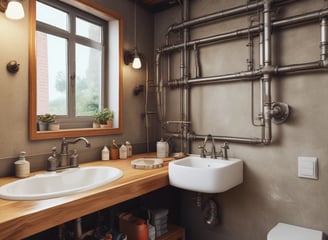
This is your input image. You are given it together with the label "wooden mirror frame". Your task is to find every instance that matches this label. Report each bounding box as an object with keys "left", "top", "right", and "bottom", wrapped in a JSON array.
[{"left": 29, "top": 0, "right": 123, "bottom": 140}]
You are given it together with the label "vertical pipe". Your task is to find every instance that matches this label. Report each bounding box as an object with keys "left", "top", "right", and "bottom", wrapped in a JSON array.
[
  {"left": 182, "top": 0, "right": 190, "bottom": 153},
  {"left": 262, "top": 0, "right": 273, "bottom": 144},
  {"left": 320, "top": 18, "right": 328, "bottom": 62},
  {"left": 155, "top": 52, "right": 163, "bottom": 122},
  {"left": 145, "top": 62, "right": 150, "bottom": 152}
]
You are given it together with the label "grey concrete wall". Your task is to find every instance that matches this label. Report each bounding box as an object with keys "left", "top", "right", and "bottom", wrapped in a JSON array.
[
  {"left": 155, "top": 0, "right": 328, "bottom": 239},
  {"left": 0, "top": 0, "right": 158, "bottom": 176}
]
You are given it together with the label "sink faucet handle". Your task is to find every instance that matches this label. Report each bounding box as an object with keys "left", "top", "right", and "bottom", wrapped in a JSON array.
[
  {"left": 222, "top": 142, "right": 229, "bottom": 149},
  {"left": 221, "top": 142, "right": 229, "bottom": 160},
  {"left": 198, "top": 145, "right": 207, "bottom": 158}
]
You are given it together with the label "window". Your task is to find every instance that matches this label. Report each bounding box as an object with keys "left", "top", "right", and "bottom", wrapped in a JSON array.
[
  {"left": 36, "top": 0, "right": 107, "bottom": 128},
  {"left": 29, "top": 0, "right": 122, "bottom": 140}
]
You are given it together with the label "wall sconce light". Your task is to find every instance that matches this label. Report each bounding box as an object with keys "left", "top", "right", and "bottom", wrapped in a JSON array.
[
  {"left": 124, "top": 49, "right": 142, "bottom": 69},
  {"left": 123, "top": 0, "right": 142, "bottom": 70},
  {"left": 133, "top": 84, "right": 144, "bottom": 96},
  {"left": 6, "top": 60, "right": 20, "bottom": 73},
  {"left": 0, "top": 0, "right": 25, "bottom": 20}
]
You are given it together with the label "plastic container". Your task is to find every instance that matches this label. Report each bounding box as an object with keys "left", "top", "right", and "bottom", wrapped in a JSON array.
[
  {"left": 15, "top": 151, "right": 30, "bottom": 178},
  {"left": 120, "top": 144, "right": 127, "bottom": 159},
  {"left": 156, "top": 139, "right": 169, "bottom": 158},
  {"left": 102, "top": 145, "right": 110, "bottom": 160},
  {"left": 125, "top": 141, "right": 133, "bottom": 157}
]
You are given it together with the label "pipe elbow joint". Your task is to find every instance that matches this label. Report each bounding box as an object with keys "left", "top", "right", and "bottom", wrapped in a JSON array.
[
  {"left": 320, "top": 59, "right": 328, "bottom": 68},
  {"left": 262, "top": 138, "right": 272, "bottom": 145}
]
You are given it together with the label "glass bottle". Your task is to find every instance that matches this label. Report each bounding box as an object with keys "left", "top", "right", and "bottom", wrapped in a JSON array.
[{"left": 110, "top": 140, "right": 119, "bottom": 160}]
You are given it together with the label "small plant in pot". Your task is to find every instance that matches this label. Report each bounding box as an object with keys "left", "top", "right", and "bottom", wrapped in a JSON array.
[
  {"left": 92, "top": 111, "right": 101, "bottom": 128},
  {"left": 94, "top": 108, "right": 114, "bottom": 128},
  {"left": 37, "top": 113, "right": 57, "bottom": 131}
]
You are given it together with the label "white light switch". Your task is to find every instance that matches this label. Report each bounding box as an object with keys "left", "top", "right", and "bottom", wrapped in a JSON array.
[{"left": 298, "top": 156, "right": 318, "bottom": 179}]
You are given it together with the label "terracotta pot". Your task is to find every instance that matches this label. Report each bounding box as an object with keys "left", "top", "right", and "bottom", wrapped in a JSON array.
[
  {"left": 107, "top": 119, "right": 113, "bottom": 128},
  {"left": 93, "top": 122, "right": 100, "bottom": 128},
  {"left": 48, "top": 123, "right": 60, "bottom": 131}
]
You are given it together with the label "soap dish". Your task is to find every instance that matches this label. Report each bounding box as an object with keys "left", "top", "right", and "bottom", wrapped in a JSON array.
[{"left": 131, "top": 158, "right": 164, "bottom": 169}]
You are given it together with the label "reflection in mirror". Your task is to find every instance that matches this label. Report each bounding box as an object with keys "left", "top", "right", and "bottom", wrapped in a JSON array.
[{"left": 29, "top": 0, "right": 123, "bottom": 140}]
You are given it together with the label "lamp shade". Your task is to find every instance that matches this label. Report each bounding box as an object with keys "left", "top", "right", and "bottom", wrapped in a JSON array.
[{"left": 5, "top": 0, "right": 24, "bottom": 20}]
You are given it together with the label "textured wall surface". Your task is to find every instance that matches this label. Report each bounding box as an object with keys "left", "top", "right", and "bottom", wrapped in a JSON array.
[
  {"left": 154, "top": 0, "right": 328, "bottom": 239},
  {"left": 0, "top": 0, "right": 158, "bottom": 176}
]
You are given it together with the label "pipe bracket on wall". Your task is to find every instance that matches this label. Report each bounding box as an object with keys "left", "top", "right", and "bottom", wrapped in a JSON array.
[{"left": 271, "top": 102, "right": 290, "bottom": 124}]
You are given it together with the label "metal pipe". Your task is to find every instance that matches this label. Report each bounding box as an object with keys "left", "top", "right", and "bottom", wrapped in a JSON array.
[
  {"left": 144, "top": 62, "right": 150, "bottom": 152},
  {"left": 193, "top": 134, "right": 262, "bottom": 144},
  {"left": 182, "top": 0, "right": 190, "bottom": 153},
  {"left": 159, "top": 8, "right": 328, "bottom": 54},
  {"left": 156, "top": 1, "right": 328, "bottom": 147},
  {"left": 262, "top": 0, "right": 273, "bottom": 145},
  {"left": 167, "top": 0, "right": 296, "bottom": 33},
  {"left": 194, "top": 44, "right": 200, "bottom": 77},
  {"left": 168, "top": 1, "right": 265, "bottom": 33},
  {"left": 155, "top": 52, "right": 163, "bottom": 122},
  {"left": 187, "top": 69, "right": 262, "bottom": 85},
  {"left": 276, "top": 61, "right": 323, "bottom": 73},
  {"left": 321, "top": 18, "right": 328, "bottom": 62}
]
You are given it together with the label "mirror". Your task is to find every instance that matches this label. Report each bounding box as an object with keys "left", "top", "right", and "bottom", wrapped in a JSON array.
[{"left": 29, "top": 0, "right": 123, "bottom": 140}]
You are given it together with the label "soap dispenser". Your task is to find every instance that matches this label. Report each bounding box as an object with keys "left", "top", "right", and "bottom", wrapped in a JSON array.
[{"left": 15, "top": 151, "right": 30, "bottom": 178}]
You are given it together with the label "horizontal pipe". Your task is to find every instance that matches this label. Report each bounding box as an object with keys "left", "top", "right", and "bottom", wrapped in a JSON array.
[
  {"left": 187, "top": 69, "right": 262, "bottom": 85},
  {"left": 272, "top": 8, "right": 328, "bottom": 28},
  {"left": 159, "top": 8, "right": 328, "bottom": 54},
  {"left": 167, "top": 0, "right": 296, "bottom": 33},
  {"left": 276, "top": 61, "right": 323, "bottom": 73},
  {"left": 168, "top": 1, "right": 264, "bottom": 32},
  {"left": 193, "top": 134, "right": 263, "bottom": 144}
]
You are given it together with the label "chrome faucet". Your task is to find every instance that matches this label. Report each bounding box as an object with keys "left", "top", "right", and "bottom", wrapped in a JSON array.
[
  {"left": 199, "top": 134, "right": 217, "bottom": 159},
  {"left": 59, "top": 137, "right": 91, "bottom": 168},
  {"left": 199, "top": 136, "right": 230, "bottom": 160}
]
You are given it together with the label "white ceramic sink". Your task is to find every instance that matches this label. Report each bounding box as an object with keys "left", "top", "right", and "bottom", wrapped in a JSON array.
[
  {"left": 0, "top": 166, "right": 123, "bottom": 200},
  {"left": 169, "top": 155, "right": 243, "bottom": 193}
]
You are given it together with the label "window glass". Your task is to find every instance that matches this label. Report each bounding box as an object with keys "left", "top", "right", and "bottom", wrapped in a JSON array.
[
  {"left": 36, "top": 31, "right": 68, "bottom": 115},
  {"left": 75, "top": 43, "right": 102, "bottom": 116},
  {"left": 36, "top": 1, "right": 69, "bottom": 31},
  {"left": 76, "top": 17, "right": 102, "bottom": 43}
]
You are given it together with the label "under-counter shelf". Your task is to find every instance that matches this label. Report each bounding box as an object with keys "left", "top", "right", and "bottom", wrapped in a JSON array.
[{"left": 156, "top": 224, "right": 185, "bottom": 240}]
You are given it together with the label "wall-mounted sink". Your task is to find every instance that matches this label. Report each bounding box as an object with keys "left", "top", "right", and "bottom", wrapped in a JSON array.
[
  {"left": 168, "top": 155, "right": 243, "bottom": 193},
  {"left": 0, "top": 166, "right": 123, "bottom": 200}
]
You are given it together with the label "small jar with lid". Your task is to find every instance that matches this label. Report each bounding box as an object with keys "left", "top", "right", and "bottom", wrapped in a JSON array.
[
  {"left": 15, "top": 151, "right": 30, "bottom": 178},
  {"left": 125, "top": 141, "right": 132, "bottom": 157}
]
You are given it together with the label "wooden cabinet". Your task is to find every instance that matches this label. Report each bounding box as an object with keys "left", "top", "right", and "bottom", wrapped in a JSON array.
[{"left": 156, "top": 224, "right": 185, "bottom": 240}]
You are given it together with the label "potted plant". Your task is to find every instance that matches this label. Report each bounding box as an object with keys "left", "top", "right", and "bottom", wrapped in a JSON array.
[
  {"left": 37, "top": 113, "right": 57, "bottom": 131},
  {"left": 94, "top": 108, "right": 114, "bottom": 128},
  {"left": 92, "top": 111, "right": 101, "bottom": 128}
]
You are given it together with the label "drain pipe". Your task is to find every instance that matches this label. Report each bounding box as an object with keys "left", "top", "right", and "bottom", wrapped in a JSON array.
[
  {"left": 155, "top": 51, "right": 163, "bottom": 123},
  {"left": 261, "top": 0, "right": 273, "bottom": 145},
  {"left": 320, "top": 18, "right": 328, "bottom": 64},
  {"left": 182, "top": 0, "right": 190, "bottom": 153}
]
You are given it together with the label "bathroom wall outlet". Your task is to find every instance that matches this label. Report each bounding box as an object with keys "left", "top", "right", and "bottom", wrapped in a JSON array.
[{"left": 298, "top": 156, "right": 318, "bottom": 179}]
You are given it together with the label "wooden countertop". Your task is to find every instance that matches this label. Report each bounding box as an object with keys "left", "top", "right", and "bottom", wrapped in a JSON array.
[{"left": 0, "top": 153, "right": 173, "bottom": 240}]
